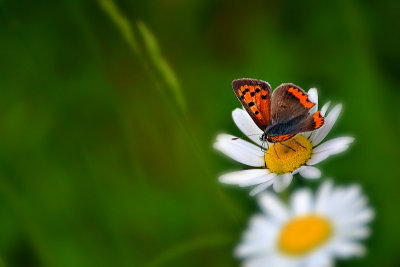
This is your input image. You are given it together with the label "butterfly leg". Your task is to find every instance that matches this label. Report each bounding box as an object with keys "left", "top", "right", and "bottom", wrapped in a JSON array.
[
  {"left": 293, "top": 138, "right": 305, "bottom": 148},
  {"left": 273, "top": 143, "right": 280, "bottom": 159},
  {"left": 280, "top": 142, "right": 296, "bottom": 152}
]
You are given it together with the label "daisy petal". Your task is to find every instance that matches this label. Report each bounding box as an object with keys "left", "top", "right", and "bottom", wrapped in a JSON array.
[
  {"left": 320, "top": 101, "right": 331, "bottom": 116},
  {"left": 249, "top": 179, "right": 275, "bottom": 196},
  {"left": 235, "top": 215, "right": 275, "bottom": 257},
  {"left": 240, "top": 173, "right": 276, "bottom": 187},
  {"left": 340, "top": 227, "right": 371, "bottom": 239},
  {"left": 273, "top": 173, "right": 293, "bottom": 192},
  {"left": 244, "top": 255, "right": 275, "bottom": 267},
  {"left": 314, "top": 180, "right": 333, "bottom": 213},
  {"left": 313, "top": 137, "right": 354, "bottom": 154},
  {"left": 218, "top": 169, "right": 270, "bottom": 186},
  {"left": 258, "top": 193, "right": 289, "bottom": 222},
  {"left": 341, "top": 208, "right": 375, "bottom": 226},
  {"left": 308, "top": 88, "right": 318, "bottom": 114},
  {"left": 307, "top": 252, "right": 334, "bottom": 267},
  {"left": 332, "top": 242, "right": 365, "bottom": 258},
  {"left": 299, "top": 166, "right": 321, "bottom": 179},
  {"left": 291, "top": 188, "right": 312, "bottom": 216},
  {"left": 307, "top": 151, "right": 331, "bottom": 165},
  {"left": 214, "top": 134, "right": 265, "bottom": 167},
  {"left": 232, "top": 108, "right": 263, "bottom": 146},
  {"left": 310, "top": 104, "right": 342, "bottom": 146}
]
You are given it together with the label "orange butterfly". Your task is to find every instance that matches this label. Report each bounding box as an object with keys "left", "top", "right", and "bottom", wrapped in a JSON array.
[{"left": 232, "top": 79, "right": 324, "bottom": 148}]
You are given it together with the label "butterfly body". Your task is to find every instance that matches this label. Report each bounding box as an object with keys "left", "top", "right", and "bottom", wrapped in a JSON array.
[{"left": 232, "top": 79, "right": 325, "bottom": 145}]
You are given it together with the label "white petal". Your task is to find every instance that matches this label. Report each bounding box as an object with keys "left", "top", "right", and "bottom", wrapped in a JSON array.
[
  {"left": 258, "top": 193, "right": 289, "bottom": 222},
  {"left": 291, "top": 188, "right": 312, "bottom": 216},
  {"left": 320, "top": 101, "right": 331, "bottom": 116},
  {"left": 339, "top": 208, "right": 375, "bottom": 226},
  {"left": 314, "top": 180, "right": 334, "bottom": 213},
  {"left": 249, "top": 179, "right": 275, "bottom": 196},
  {"left": 307, "top": 252, "right": 334, "bottom": 267},
  {"left": 302, "top": 131, "right": 312, "bottom": 139},
  {"left": 273, "top": 173, "right": 293, "bottom": 192},
  {"left": 340, "top": 227, "right": 371, "bottom": 239},
  {"left": 232, "top": 108, "right": 263, "bottom": 146},
  {"left": 243, "top": 255, "right": 274, "bottom": 267},
  {"left": 332, "top": 242, "right": 365, "bottom": 258},
  {"left": 308, "top": 88, "right": 318, "bottom": 114},
  {"left": 218, "top": 169, "right": 270, "bottom": 186},
  {"left": 214, "top": 134, "right": 265, "bottom": 167},
  {"left": 310, "top": 104, "right": 342, "bottom": 146},
  {"left": 240, "top": 173, "right": 276, "bottom": 187},
  {"left": 299, "top": 166, "right": 321, "bottom": 179},
  {"left": 313, "top": 137, "right": 354, "bottom": 154},
  {"left": 235, "top": 215, "right": 275, "bottom": 257},
  {"left": 307, "top": 150, "right": 331, "bottom": 165}
]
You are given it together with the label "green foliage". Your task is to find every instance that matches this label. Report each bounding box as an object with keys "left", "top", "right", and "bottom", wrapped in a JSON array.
[{"left": 0, "top": 0, "right": 399, "bottom": 266}]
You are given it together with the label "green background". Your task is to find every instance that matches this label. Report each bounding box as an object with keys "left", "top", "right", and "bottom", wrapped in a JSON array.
[{"left": 0, "top": 0, "right": 399, "bottom": 266}]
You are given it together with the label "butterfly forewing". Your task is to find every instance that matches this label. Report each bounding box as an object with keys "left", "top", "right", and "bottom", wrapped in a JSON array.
[
  {"left": 271, "top": 83, "right": 315, "bottom": 124},
  {"left": 232, "top": 79, "right": 272, "bottom": 131}
]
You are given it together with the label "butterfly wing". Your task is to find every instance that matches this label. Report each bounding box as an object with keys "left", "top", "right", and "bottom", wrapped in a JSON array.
[
  {"left": 268, "top": 111, "right": 325, "bottom": 135},
  {"left": 232, "top": 78, "right": 272, "bottom": 131},
  {"left": 267, "top": 83, "right": 324, "bottom": 141},
  {"left": 271, "top": 83, "right": 316, "bottom": 123}
]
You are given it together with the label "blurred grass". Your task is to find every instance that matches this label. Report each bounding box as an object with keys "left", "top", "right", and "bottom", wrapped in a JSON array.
[
  {"left": 0, "top": 0, "right": 399, "bottom": 266},
  {"left": 99, "top": 0, "right": 186, "bottom": 114}
]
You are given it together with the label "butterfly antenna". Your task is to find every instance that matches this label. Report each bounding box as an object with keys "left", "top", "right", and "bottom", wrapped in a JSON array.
[
  {"left": 273, "top": 143, "right": 280, "bottom": 159},
  {"left": 293, "top": 138, "right": 305, "bottom": 148},
  {"left": 280, "top": 142, "right": 295, "bottom": 151},
  {"left": 231, "top": 133, "right": 262, "bottom": 141}
]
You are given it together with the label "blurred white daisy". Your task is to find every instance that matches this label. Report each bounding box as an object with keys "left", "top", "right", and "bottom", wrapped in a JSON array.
[
  {"left": 214, "top": 88, "right": 354, "bottom": 195},
  {"left": 236, "top": 180, "right": 374, "bottom": 267}
]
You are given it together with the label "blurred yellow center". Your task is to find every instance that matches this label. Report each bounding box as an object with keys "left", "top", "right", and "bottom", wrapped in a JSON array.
[
  {"left": 265, "top": 135, "right": 312, "bottom": 174},
  {"left": 278, "top": 215, "right": 332, "bottom": 256}
]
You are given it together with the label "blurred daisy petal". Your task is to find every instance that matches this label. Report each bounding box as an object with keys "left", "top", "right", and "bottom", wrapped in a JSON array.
[
  {"left": 332, "top": 242, "right": 365, "bottom": 258},
  {"left": 258, "top": 193, "right": 289, "bottom": 222},
  {"left": 291, "top": 188, "right": 312, "bottom": 215},
  {"left": 237, "top": 181, "right": 373, "bottom": 266}
]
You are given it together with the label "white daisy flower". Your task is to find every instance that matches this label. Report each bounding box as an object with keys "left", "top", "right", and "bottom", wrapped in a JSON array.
[
  {"left": 214, "top": 88, "right": 354, "bottom": 195},
  {"left": 236, "top": 180, "right": 374, "bottom": 267}
]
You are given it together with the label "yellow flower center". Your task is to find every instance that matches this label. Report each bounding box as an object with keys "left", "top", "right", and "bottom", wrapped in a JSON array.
[
  {"left": 278, "top": 215, "right": 333, "bottom": 256},
  {"left": 265, "top": 135, "right": 312, "bottom": 174}
]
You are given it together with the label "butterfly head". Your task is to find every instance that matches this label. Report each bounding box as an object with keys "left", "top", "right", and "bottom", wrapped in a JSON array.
[
  {"left": 260, "top": 131, "right": 272, "bottom": 143},
  {"left": 261, "top": 129, "right": 296, "bottom": 144}
]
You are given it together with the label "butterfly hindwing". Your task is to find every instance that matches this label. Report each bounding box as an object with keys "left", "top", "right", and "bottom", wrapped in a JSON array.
[
  {"left": 232, "top": 79, "right": 272, "bottom": 131},
  {"left": 271, "top": 83, "right": 315, "bottom": 124},
  {"left": 267, "top": 83, "right": 324, "bottom": 141},
  {"left": 268, "top": 111, "right": 325, "bottom": 137}
]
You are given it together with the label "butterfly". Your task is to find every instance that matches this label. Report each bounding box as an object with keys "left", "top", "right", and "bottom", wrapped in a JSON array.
[{"left": 232, "top": 78, "right": 324, "bottom": 148}]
